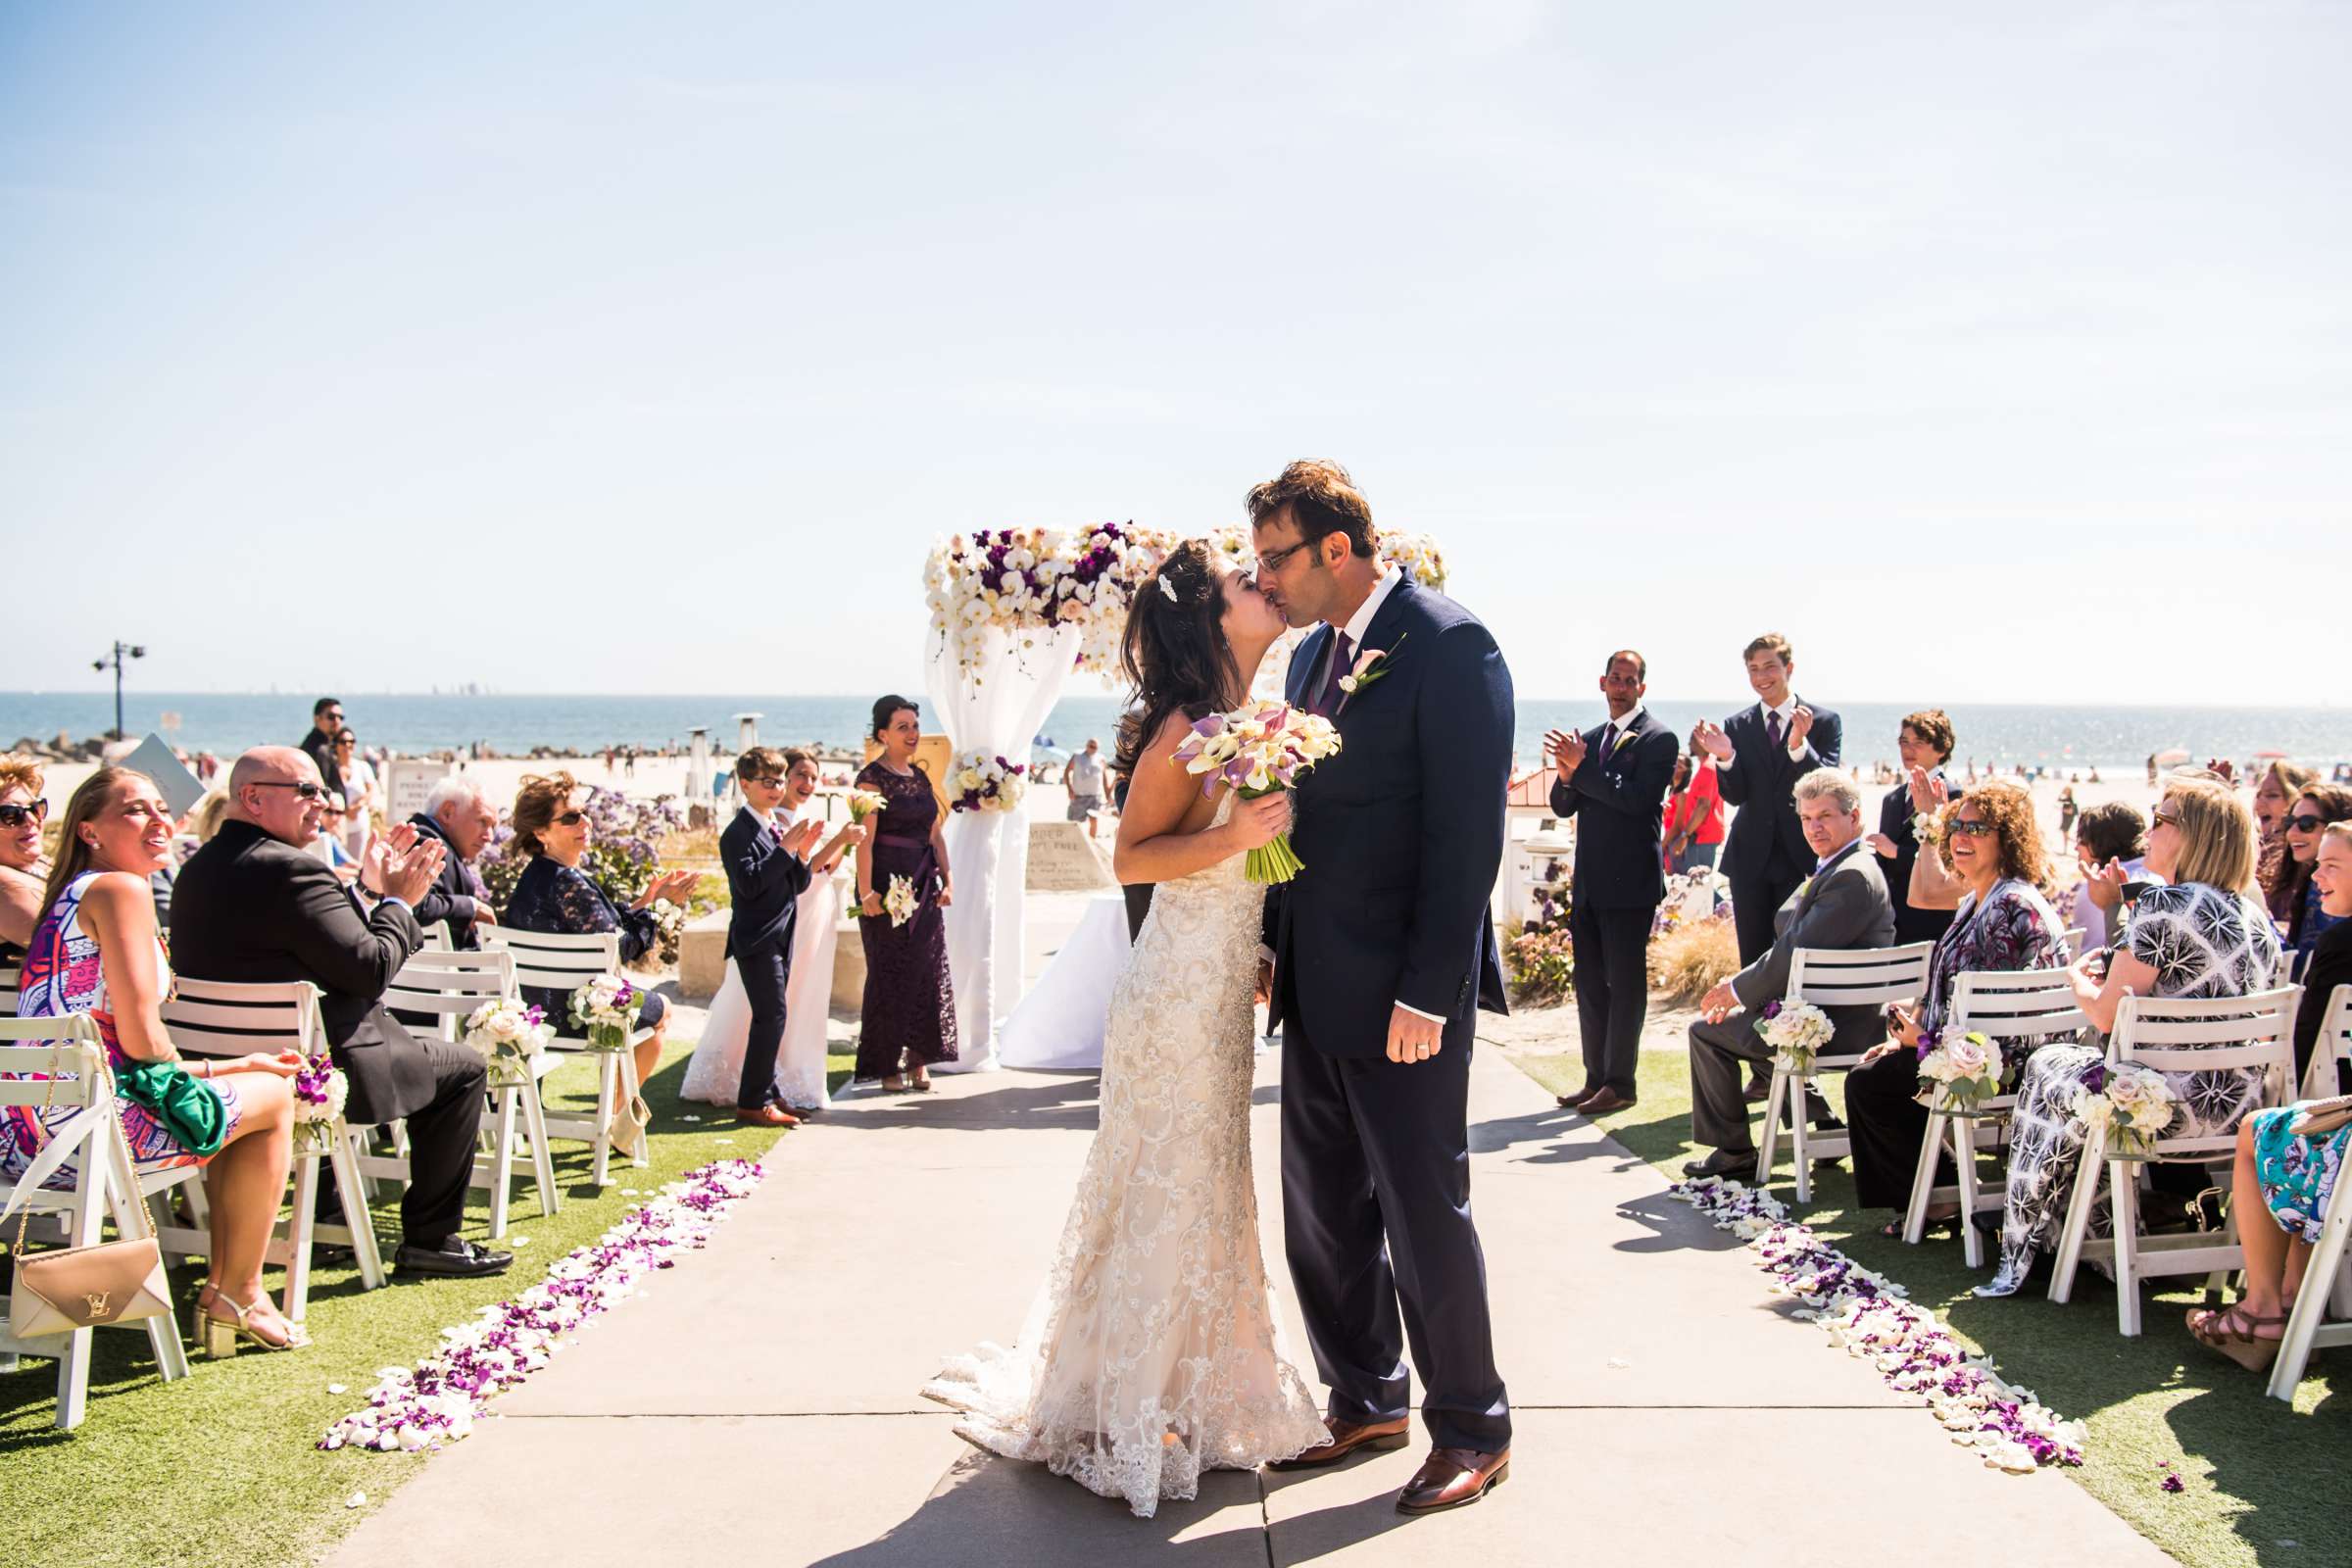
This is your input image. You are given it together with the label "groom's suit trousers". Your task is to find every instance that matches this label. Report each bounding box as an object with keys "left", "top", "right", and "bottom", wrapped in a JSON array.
[{"left": 1280, "top": 965, "right": 1512, "bottom": 1453}]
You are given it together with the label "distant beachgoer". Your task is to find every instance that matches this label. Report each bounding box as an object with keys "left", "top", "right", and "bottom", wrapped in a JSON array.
[
  {"left": 1066, "top": 738, "right": 1107, "bottom": 837},
  {"left": 301, "top": 696, "right": 346, "bottom": 799},
  {"left": 1662, "top": 745, "right": 1724, "bottom": 874},
  {"left": 853, "top": 695, "right": 956, "bottom": 1092},
  {"left": 2057, "top": 783, "right": 2078, "bottom": 841},
  {"left": 332, "top": 729, "right": 376, "bottom": 860}
]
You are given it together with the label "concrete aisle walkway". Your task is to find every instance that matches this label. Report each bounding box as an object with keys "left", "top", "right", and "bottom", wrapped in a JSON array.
[{"left": 328, "top": 1046, "right": 2172, "bottom": 1568}]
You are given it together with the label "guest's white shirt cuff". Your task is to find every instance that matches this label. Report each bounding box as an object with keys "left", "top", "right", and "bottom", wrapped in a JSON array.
[{"left": 1396, "top": 1000, "right": 1445, "bottom": 1022}]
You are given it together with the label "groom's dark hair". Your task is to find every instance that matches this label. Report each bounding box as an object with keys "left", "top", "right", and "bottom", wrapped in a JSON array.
[{"left": 1246, "top": 460, "right": 1376, "bottom": 559}]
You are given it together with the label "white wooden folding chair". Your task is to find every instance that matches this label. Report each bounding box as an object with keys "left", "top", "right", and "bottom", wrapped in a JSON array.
[
  {"left": 2270, "top": 983, "right": 2352, "bottom": 1399},
  {"left": 2048, "top": 987, "right": 2303, "bottom": 1335},
  {"left": 375, "top": 947, "right": 560, "bottom": 1239},
  {"left": 0, "top": 1021, "right": 193, "bottom": 1431},
  {"left": 1754, "top": 942, "right": 1936, "bottom": 1203},
  {"left": 1901, "top": 968, "right": 2088, "bottom": 1267},
  {"left": 478, "top": 925, "right": 655, "bottom": 1187},
  {"left": 2062, "top": 925, "right": 2087, "bottom": 956},
  {"left": 157, "top": 978, "right": 385, "bottom": 1321}
]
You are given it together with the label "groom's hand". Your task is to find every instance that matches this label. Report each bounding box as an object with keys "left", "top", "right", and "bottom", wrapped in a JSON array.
[{"left": 1386, "top": 1004, "right": 1443, "bottom": 1064}]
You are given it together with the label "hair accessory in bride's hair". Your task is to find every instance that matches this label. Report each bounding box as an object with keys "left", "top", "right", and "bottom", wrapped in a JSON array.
[{"left": 1157, "top": 573, "right": 1181, "bottom": 604}]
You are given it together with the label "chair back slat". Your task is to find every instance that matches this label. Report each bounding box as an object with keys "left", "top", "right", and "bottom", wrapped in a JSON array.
[
  {"left": 0, "top": 1028, "right": 107, "bottom": 1110},
  {"left": 1790, "top": 942, "right": 1935, "bottom": 1009},
  {"left": 479, "top": 925, "right": 620, "bottom": 993},
  {"left": 387, "top": 950, "right": 514, "bottom": 1009},
  {"left": 2110, "top": 986, "right": 2302, "bottom": 1155},
  {"left": 0, "top": 961, "right": 20, "bottom": 1015},
  {"left": 1946, "top": 967, "right": 2089, "bottom": 1044},
  {"left": 159, "top": 979, "right": 320, "bottom": 1059}
]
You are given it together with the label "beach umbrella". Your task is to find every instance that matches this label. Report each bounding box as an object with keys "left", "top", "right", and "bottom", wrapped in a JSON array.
[
  {"left": 2153, "top": 748, "right": 2191, "bottom": 765},
  {"left": 2252, "top": 749, "right": 2288, "bottom": 760}
]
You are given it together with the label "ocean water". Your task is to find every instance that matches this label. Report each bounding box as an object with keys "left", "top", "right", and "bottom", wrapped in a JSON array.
[{"left": 6, "top": 690, "right": 2350, "bottom": 774}]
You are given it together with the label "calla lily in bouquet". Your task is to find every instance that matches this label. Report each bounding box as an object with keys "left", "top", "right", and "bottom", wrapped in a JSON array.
[
  {"left": 845, "top": 787, "right": 888, "bottom": 823},
  {"left": 1915, "top": 1028, "right": 2004, "bottom": 1113},
  {"left": 2069, "top": 1058, "right": 2179, "bottom": 1155},
  {"left": 884, "top": 873, "right": 920, "bottom": 928},
  {"left": 465, "top": 997, "right": 552, "bottom": 1087},
  {"left": 1170, "top": 699, "right": 1342, "bottom": 884},
  {"left": 1754, "top": 999, "right": 1834, "bottom": 1075},
  {"left": 569, "top": 973, "right": 640, "bottom": 1053},
  {"left": 949, "top": 753, "right": 1027, "bottom": 814},
  {"left": 290, "top": 1054, "right": 348, "bottom": 1154}
]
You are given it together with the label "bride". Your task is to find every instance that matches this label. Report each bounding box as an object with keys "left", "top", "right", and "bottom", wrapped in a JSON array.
[{"left": 921, "top": 540, "right": 1328, "bottom": 1516}]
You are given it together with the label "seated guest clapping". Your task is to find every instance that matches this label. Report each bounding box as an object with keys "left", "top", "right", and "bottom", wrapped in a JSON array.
[
  {"left": 1977, "top": 775, "right": 2279, "bottom": 1298},
  {"left": 502, "top": 772, "right": 698, "bottom": 1093},
  {"left": 171, "top": 748, "right": 512, "bottom": 1280},
  {"left": 1, "top": 753, "right": 49, "bottom": 967},
  {"left": 2067, "top": 801, "right": 2148, "bottom": 955},
  {"left": 2189, "top": 828, "right": 2349, "bottom": 1367},
  {"left": 1843, "top": 780, "right": 2070, "bottom": 1230},
  {"left": 1682, "top": 769, "right": 1895, "bottom": 1179},
  {"left": 408, "top": 774, "right": 499, "bottom": 952},
  {"left": 7, "top": 768, "right": 307, "bottom": 1350}
]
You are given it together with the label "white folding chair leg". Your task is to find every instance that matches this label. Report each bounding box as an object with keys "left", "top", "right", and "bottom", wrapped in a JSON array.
[
  {"left": 102, "top": 1135, "right": 189, "bottom": 1384},
  {"left": 1789, "top": 1076, "right": 1814, "bottom": 1205},
  {"left": 485, "top": 1089, "right": 519, "bottom": 1240},
  {"left": 2270, "top": 1185, "right": 2352, "bottom": 1401},
  {"left": 2047, "top": 1124, "right": 2110, "bottom": 1304},
  {"left": 621, "top": 1051, "right": 649, "bottom": 1169},
  {"left": 330, "top": 1127, "right": 387, "bottom": 1290},
  {"left": 1754, "top": 1065, "right": 1788, "bottom": 1189},
  {"left": 1903, "top": 1109, "right": 1950, "bottom": 1244},
  {"left": 283, "top": 1151, "right": 321, "bottom": 1323},
  {"left": 590, "top": 1053, "right": 619, "bottom": 1187},
  {"left": 519, "top": 1077, "right": 562, "bottom": 1219},
  {"left": 2111, "top": 1160, "right": 2143, "bottom": 1336},
  {"left": 1955, "top": 1120, "right": 1986, "bottom": 1271},
  {"left": 50, "top": 1169, "right": 108, "bottom": 1430}
]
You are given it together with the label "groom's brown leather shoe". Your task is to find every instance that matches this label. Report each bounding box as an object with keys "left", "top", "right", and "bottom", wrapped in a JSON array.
[
  {"left": 1265, "top": 1415, "right": 1410, "bottom": 1471},
  {"left": 1396, "top": 1446, "right": 1510, "bottom": 1513}
]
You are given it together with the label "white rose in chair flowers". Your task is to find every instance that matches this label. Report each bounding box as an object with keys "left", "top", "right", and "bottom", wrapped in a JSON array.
[
  {"left": 464, "top": 997, "right": 552, "bottom": 1087},
  {"left": 568, "top": 974, "right": 640, "bottom": 1054}
]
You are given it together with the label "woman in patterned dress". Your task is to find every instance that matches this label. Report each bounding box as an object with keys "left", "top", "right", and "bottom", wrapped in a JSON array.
[
  {"left": 1843, "top": 780, "right": 2070, "bottom": 1227},
  {"left": 2186, "top": 821, "right": 2352, "bottom": 1369},
  {"left": 852, "top": 696, "right": 956, "bottom": 1091},
  {"left": 3, "top": 768, "right": 306, "bottom": 1352},
  {"left": 1976, "top": 775, "right": 2282, "bottom": 1298}
]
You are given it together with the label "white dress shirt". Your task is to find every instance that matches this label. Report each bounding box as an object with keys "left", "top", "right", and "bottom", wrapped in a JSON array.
[{"left": 1719, "top": 695, "right": 1803, "bottom": 771}]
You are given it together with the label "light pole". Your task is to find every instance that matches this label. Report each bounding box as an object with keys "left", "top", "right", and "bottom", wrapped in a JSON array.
[{"left": 93, "top": 641, "right": 145, "bottom": 740}]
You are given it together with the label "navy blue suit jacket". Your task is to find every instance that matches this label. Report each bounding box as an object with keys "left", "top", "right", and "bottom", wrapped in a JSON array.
[
  {"left": 719, "top": 808, "right": 811, "bottom": 958},
  {"left": 1716, "top": 697, "right": 1841, "bottom": 879},
  {"left": 1547, "top": 708, "right": 1678, "bottom": 909},
  {"left": 1267, "top": 581, "right": 1512, "bottom": 1057}
]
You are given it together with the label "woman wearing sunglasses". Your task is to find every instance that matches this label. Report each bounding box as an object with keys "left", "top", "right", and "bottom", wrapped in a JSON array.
[
  {"left": 504, "top": 773, "right": 699, "bottom": 1095},
  {"left": 0, "top": 753, "right": 50, "bottom": 969},
  {"left": 1844, "top": 779, "right": 2070, "bottom": 1234},
  {"left": 2279, "top": 783, "right": 2352, "bottom": 979}
]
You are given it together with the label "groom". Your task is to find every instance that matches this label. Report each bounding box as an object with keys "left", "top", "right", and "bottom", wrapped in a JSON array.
[{"left": 1250, "top": 460, "right": 1515, "bottom": 1514}]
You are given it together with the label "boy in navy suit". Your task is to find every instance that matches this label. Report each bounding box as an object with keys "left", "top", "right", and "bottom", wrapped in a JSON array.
[{"left": 720, "top": 748, "right": 825, "bottom": 1127}]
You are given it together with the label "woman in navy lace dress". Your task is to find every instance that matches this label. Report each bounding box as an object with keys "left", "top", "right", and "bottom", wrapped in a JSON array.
[
  {"left": 503, "top": 772, "right": 699, "bottom": 1092},
  {"left": 853, "top": 697, "right": 957, "bottom": 1091}
]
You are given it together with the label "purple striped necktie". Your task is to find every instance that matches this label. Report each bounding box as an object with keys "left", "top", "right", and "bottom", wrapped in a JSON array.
[{"left": 1315, "top": 633, "right": 1354, "bottom": 716}]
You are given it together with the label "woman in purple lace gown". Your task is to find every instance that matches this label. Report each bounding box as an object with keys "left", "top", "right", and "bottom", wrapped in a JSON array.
[{"left": 853, "top": 697, "right": 956, "bottom": 1091}]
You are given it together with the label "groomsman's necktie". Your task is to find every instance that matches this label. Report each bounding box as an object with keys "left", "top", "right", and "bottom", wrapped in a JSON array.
[
  {"left": 1600, "top": 722, "right": 1619, "bottom": 759},
  {"left": 1767, "top": 710, "right": 1785, "bottom": 751},
  {"left": 1314, "top": 633, "right": 1354, "bottom": 717}
]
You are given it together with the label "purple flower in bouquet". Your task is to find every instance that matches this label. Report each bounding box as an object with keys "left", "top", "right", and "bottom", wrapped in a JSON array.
[
  {"left": 2080, "top": 1060, "right": 2108, "bottom": 1095},
  {"left": 1914, "top": 1026, "right": 1939, "bottom": 1062},
  {"left": 1761, "top": 1001, "right": 1783, "bottom": 1020}
]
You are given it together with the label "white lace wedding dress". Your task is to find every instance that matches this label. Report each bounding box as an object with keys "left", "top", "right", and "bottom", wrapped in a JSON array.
[{"left": 921, "top": 794, "right": 1327, "bottom": 1517}]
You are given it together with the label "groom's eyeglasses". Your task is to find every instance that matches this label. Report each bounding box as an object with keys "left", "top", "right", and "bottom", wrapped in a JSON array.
[{"left": 1251, "top": 540, "right": 1309, "bottom": 574}]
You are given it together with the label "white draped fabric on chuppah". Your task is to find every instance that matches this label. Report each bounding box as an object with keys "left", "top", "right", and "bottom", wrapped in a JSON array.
[{"left": 924, "top": 618, "right": 1081, "bottom": 1073}]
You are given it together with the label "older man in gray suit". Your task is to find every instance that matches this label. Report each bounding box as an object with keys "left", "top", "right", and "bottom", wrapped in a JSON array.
[{"left": 1681, "top": 768, "right": 1895, "bottom": 1178}]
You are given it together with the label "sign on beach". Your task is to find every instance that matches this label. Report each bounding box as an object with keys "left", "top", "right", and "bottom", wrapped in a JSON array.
[
  {"left": 382, "top": 760, "right": 453, "bottom": 823},
  {"left": 1027, "top": 820, "right": 1116, "bottom": 892}
]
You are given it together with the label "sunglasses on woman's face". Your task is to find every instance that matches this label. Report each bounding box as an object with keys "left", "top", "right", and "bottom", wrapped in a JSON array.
[
  {"left": 2284, "top": 812, "right": 2329, "bottom": 833},
  {"left": 0, "top": 799, "right": 49, "bottom": 828},
  {"left": 553, "top": 810, "right": 586, "bottom": 827},
  {"left": 1946, "top": 818, "right": 1995, "bottom": 837},
  {"left": 2149, "top": 809, "right": 2180, "bottom": 829}
]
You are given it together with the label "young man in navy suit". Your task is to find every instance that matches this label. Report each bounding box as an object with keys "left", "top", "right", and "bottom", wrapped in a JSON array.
[
  {"left": 720, "top": 748, "right": 826, "bottom": 1128},
  {"left": 1691, "top": 634, "right": 1842, "bottom": 1101},
  {"left": 1544, "top": 650, "right": 1678, "bottom": 1114}
]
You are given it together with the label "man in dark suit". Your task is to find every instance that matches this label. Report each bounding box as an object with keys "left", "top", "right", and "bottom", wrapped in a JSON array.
[
  {"left": 299, "top": 697, "right": 346, "bottom": 801},
  {"left": 1250, "top": 460, "right": 1513, "bottom": 1515},
  {"left": 1680, "top": 768, "right": 1894, "bottom": 1178},
  {"left": 407, "top": 774, "right": 499, "bottom": 952},
  {"left": 171, "top": 747, "right": 511, "bottom": 1278},
  {"left": 720, "top": 748, "right": 825, "bottom": 1128},
  {"left": 1544, "top": 649, "right": 1678, "bottom": 1114}
]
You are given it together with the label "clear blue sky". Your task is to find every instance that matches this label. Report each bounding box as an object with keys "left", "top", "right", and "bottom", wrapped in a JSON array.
[{"left": 4, "top": 1, "right": 2344, "bottom": 705}]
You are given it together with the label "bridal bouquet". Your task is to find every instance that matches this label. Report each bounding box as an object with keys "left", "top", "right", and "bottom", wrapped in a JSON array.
[
  {"left": 845, "top": 787, "right": 888, "bottom": 823},
  {"left": 1170, "top": 699, "right": 1342, "bottom": 884},
  {"left": 949, "top": 752, "right": 1028, "bottom": 814},
  {"left": 1753, "top": 999, "right": 1835, "bottom": 1075},
  {"left": 465, "top": 997, "right": 553, "bottom": 1087},
  {"left": 884, "top": 873, "right": 920, "bottom": 928},
  {"left": 568, "top": 974, "right": 640, "bottom": 1053},
  {"left": 290, "top": 1054, "right": 348, "bottom": 1153},
  {"left": 1914, "top": 1028, "right": 2004, "bottom": 1113},
  {"left": 2069, "top": 1059, "right": 2180, "bottom": 1155}
]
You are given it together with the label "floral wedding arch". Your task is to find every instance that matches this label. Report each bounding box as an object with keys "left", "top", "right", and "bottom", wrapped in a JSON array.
[{"left": 920, "top": 522, "right": 1446, "bottom": 1071}]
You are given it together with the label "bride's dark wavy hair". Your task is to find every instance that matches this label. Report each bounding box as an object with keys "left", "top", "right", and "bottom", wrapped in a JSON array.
[{"left": 1113, "top": 540, "right": 1239, "bottom": 779}]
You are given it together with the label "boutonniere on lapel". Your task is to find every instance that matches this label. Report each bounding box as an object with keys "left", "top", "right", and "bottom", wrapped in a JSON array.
[
  {"left": 1610, "top": 726, "right": 1638, "bottom": 754},
  {"left": 1337, "top": 634, "right": 1407, "bottom": 698}
]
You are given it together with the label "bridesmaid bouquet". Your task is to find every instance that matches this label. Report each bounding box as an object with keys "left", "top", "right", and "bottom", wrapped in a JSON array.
[
  {"left": 884, "top": 873, "right": 920, "bottom": 928},
  {"left": 845, "top": 787, "right": 888, "bottom": 823},
  {"left": 1170, "top": 699, "right": 1343, "bottom": 884},
  {"left": 568, "top": 974, "right": 640, "bottom": 1053},
  {"left": 949, "top": 753, "right": 1028, "bottom": 814},
  {"left": 1914, "top": 1028, "right": 2003, "bottom": 1113},
  {"left": 1753, "top": 999, "right": 1834, "bottom": 1074},
  {"left": 465, "top": 997, "right": 553, "bottom": 1086},
  {"left": 2068, "top": 1059, "right": 2180, "bottom": 1155},
  {"left": 290, "top": 1054, "right": 349, "bottom": 1153}
]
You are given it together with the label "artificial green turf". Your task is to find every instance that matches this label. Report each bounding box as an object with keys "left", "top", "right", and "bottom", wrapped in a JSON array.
[
  {"left": 1509, "top": 1046, "right": 2348, "bottom": 1568},
  {"left": 0, "top": 1041, "right": 849, "bottom": 1568}
]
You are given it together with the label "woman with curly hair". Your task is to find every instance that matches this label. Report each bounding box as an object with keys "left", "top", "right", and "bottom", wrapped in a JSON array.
[{"left": 1842, "top": 779, "right": 2071, "bottom": 1228}]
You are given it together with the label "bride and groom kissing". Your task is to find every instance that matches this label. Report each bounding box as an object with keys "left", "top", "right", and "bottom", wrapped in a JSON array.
[{"left": 924, "top": 461, "right": 1516, "bottom": 1519}]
